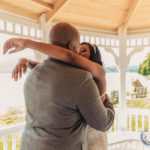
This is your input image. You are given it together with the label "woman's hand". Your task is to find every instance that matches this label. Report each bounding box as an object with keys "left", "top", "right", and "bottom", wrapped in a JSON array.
[
  {"left": 105, "top": 94, "right": 110, "bottom": 101},
  {"left": 3, "top": 38, "right": 28, "bottom": 54},
  {"left": 12, "top": 58, "right": 28, "bottom": 81}
]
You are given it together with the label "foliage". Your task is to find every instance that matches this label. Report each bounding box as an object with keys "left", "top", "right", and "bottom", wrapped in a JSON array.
[
  {"left": 0, "top": 107, "right": 24, "bottom": 149},
  {"left": 138, "top": 53, "right": 150, "bottom": 75},
  {"left": 111, "top": 99, "right": 118, "bottom": 105},
  {"left": 0, "top": 107, "right": 25, "bottom": 127},
  {"left": 126, "top": 99, "right": 150, "bottom": 109},
  {"left": 133, "top": 87, "right": 136, "bottom": 92}
]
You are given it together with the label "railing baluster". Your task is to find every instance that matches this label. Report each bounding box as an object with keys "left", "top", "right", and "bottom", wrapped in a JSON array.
[
  {"left": 12, "top": 23, "right": 15, "bottom": 34},
  {"left": 12, "top": 135, "right": 16, "bottom": 150},
  {"left": 149, "top": 116, "right": 150, "bottom": 130},
  {"left": 83, "top": 35, "right": 85, "bottom": 42},
  {"left": 110, "top": 124, "right": 113, "bottom": 132},
  {"left": 127, "top": 113, "right": 129, "bottom": 132},
  {"left": 114, "top": 114, "right": 117, "bottom": 132},
  {"left": 142, "top": 115, "right": 145, "bottom": 131},
  {"left": 129, "top": 113, "right": 132, "bottom": 132},
  {"left": 135, "top": 38, "right": 138, "bottom": 46},
  {"left": 141, "top": 38, "right": 144, "bottom": 46},
  {"left": 20, "top": 25, "right": 23, "bottom": 36},
  {"left": 99, "top": 37, "right": 101, "bottom": 46},
  {"left": 3, "top": 21, "right": 7, "bottom": 32},
  {"left": 3, "top": 136, "right": 7, "bottom": 150},
  {"left": 28, "top": 27, "right": 31, "bottom": 38},
  {"left": 0, "top": 108, "right": 150, "bottom": 150},
  {"left": 35, "top": 28, "right": 38, "bottom": 39},
  {"left": 135, "top": 115, "right": 138, "bottom": 132},
  {"left": 93, "top": 37, "right": 96, "bottom": 44}
]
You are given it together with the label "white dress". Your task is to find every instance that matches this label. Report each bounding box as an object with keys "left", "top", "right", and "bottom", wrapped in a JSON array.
[{"left": 87, "top": 126, "right": 107, "bottom": 150}]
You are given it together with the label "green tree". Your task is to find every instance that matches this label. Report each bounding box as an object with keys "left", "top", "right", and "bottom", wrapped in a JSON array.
[{"left": 138, "top": 52, "right": 150, "bottom": 76}]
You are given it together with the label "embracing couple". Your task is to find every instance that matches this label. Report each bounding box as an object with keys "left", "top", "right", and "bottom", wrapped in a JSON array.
[{"left": 3, "top": 22, "right": 115, "bottom": 150}]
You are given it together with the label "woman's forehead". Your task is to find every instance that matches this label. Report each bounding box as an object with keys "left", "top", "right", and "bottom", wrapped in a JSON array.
[{"left": 80, "top": 44, "right": 89, "bottom": 49}]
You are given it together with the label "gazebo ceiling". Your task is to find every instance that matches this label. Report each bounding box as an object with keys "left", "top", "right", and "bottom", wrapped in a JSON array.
[{"left": 0, "top": 0, "right": 150, "bottom": 32}]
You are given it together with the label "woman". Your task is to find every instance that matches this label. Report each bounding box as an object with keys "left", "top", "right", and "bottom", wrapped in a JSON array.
[{"left": 4, "top": 39, "right": 110, "bottom": 150}]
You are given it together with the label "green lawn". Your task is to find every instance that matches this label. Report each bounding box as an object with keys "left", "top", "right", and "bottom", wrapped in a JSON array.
[{"left": 127, "top": 98, "right": 150, "bottom": 109}]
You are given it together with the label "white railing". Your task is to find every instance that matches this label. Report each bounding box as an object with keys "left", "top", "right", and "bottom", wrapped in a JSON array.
[
  {"left": 0, "top": 122, "right": 25, "bottom": 150},
  {"left": 80, "top": 34, "right": 119, "bottom": 48},
  {"left": 127, "top": 108, "right": 150, "bottom": 133},
  {"left": 108, "top": 108, "right": 150, "bottom": 150},
  {"left": 109, "top": 108, "right": 150, "bottom": 134},
  {"left": 108, "top": 108, "right": 119, "bottom": 133},
  {"left": 0, "top": 108, "right": 150, "bottom": 150},
  {"left": 0, "top": 11, "right": 42, "bottom": 41},
  {"left": 127, "top": 37, "right": 150, "bottom": 48}
]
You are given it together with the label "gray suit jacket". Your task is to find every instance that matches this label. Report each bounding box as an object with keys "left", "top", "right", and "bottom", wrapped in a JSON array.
[{"left": 20, "top": 57, "right": 114, "bottom": 150}]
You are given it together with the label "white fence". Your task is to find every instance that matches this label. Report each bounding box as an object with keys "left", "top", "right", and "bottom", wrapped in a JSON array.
[
  {"left": 0, "top": 11, "right": 42, "bottom": 41},
  {"left": 0, "top": 108, "right": 150, "bottom": 150},
  {"left": 108, "top": 108, "right": 150, "bottom": 150},
  {"left": 0, "top": 123, "right": 25, "bottom": 150},
  {"left": 109, "top": 108, "right": 150, "bottom": 133}
]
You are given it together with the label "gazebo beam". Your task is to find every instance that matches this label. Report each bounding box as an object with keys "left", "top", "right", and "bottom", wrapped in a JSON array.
[
  {"left": 0, "top": 1, "right": 39, "bottom": 20},
  {"left": 46, "top": 0, "right": 71, "bottom": 23},
  {"left": 121, "top": 0, "right": 141, "bottom": 33},
  {"left": 31, "top": 0, "right": 54, "bottom": 10}
]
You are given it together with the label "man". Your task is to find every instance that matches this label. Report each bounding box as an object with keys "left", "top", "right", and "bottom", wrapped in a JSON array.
[{"left": 3, "top": 22, "right": 114, "bottom": 150}]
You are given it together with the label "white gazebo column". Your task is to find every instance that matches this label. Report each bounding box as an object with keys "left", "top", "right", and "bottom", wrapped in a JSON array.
[
  {"left": 118, "top": 28, "right": 127, "bottom": 109},
  {"left": 34, "top": 13, "right": 52, "bottom": 61},
  {"left": 40, "top": 13, "right": 52, "bottom": 43},
  {"left": 117, "top": 27, "right": 128, "bottom": 132}
]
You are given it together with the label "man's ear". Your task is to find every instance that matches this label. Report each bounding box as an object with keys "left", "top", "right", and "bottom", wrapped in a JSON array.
[{"left": 68, "top": 42, "right": 76, "bottom": 52}]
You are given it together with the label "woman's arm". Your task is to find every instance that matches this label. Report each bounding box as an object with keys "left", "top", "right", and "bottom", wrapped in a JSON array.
[
  {"left": 26, "top": 39, "right": 106, "bottom": 86},
  {"left": 28, "top": 59, "right": 39, "bottom": 69},
  {"left": 4, "top": 38, "right": 106, "bottom": 101}
]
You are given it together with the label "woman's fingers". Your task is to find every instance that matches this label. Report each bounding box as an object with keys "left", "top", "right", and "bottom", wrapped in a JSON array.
[
  {"left": 3, "top": 39, "right": 14, "bottom": 54},
  {"left": 13, "top": 67, "right": 19, "bottom": 81},
  {"left": 19, "top": 66, "right": 23, "bottom": 79},
  {"left": 12, "top": 68, "right": 16, "bottom": 79},
  {"left": 12, "top": 65, "right": 24, "bottom": 81},
  {"left": 12, "top": 69, "right": 15, "bottom": 79},
  {"left": 12, "top": 58, "right": 28, "bottom": 81},
  {"left": 3, "top": 38, "right": 26, "bottom": 54},
  {"left": 23, "top": 65, "right": 27, "bottom": 74}
]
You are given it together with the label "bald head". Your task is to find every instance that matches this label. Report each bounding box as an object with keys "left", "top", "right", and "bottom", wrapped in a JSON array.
[{"left": 49, "top": 22, "right": 80, "bottom": 52}]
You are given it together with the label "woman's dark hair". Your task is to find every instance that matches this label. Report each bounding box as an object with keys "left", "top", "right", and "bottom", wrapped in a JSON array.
[{"left": 80, "top": 42, "right": 103, "bottom": 66}]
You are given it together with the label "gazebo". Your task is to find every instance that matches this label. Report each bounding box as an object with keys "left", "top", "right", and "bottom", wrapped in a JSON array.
[{"left": 0, "top": 0, "right": 150, "bottom": 150}]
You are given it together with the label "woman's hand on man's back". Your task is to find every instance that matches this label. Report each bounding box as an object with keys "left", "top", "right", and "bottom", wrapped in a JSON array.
[{"left": 12, "top": 58, "right": 28, "bottom": 81}]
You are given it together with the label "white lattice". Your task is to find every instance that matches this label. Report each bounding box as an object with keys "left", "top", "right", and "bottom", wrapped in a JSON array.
[
  {"left": 127, "top": 36, "right": 150, "bottom": 48},
  {"left": 0, "top": 11, "right": 42, "bottom": 41},
  {"left": 80, "top": 34, "right": 119, "bottom": 48}
]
